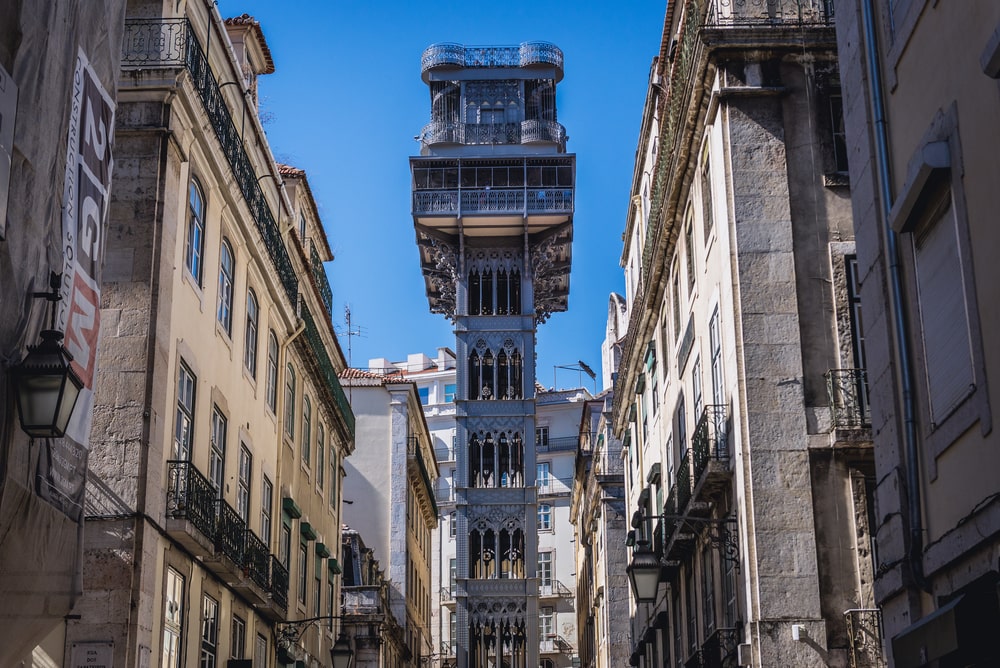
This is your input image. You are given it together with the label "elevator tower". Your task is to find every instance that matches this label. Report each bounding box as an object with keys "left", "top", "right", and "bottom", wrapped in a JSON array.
[{"left": 410, "top": 42, "right": 574, "bottom": 668}]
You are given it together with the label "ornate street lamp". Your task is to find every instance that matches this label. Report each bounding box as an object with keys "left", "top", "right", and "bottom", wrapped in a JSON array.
[
  {"left": 276, "top": 615, "right": 354, "bottom": 668},
  {"left": 330, "top": 631, "right": 354, "bottom": 668},
  {"left": 10, "top": 273, "right": 84, "bottom": 438},
  {"left": 626, "top": 540, "right": 662, "bottom": 603}
]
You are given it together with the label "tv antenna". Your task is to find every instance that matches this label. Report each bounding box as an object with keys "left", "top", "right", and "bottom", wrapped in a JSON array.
[
  {"left": 338, "top": 304, "right": 364, "bottom": 369},
  {"left": 554, "top": 360, "right": 597, "bottom": 393}
]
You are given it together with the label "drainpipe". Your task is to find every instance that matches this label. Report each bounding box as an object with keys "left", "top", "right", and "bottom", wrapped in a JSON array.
[{"left": 860, "top": 0, "right": 927, "bottom": 591}]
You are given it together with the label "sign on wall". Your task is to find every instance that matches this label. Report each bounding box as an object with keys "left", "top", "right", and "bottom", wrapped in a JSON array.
[{"left": 70, "top": 642, "right": 113, "bottom": 668}]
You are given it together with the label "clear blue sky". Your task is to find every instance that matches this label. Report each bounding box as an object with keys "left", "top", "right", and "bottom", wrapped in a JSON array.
[{"left": 217, "top": 1, "right": 665, "bottom": 390}]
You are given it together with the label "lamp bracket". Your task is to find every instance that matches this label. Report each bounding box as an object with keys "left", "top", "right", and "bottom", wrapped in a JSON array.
[
  {"left": 637, "top": 512, "right": 741, "bottom": 574},
  {"left": 276, "top": 614, "right": 345, "bottom": 645}
]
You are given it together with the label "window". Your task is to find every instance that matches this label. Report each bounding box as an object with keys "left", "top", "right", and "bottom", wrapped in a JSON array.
[
  {"left": 701, "top": 147, "right": 715, "bottom": 238},
  {"left": 209, "top": 407, "right": 226, "bottom": 494},
  {"left": 314, "top": 570, "right": 322, "bottom": 616},
  {"left": 538, "top": 503, "right": 552, "bottom": 530},
  {"left": 175, "top": 362, "right": 196, "bottom": 460},
  {"left": 280, "top": 521, "right": 291, "bottom": 570},
  {"left": 692, "top": 358, "right": 703, "bottom": 422},
  {"left": 231, "top": 615, "right": 246, "bottom": 660},
  {"left": 301, "top": 396, "right": 312, "bottom": 467},
  {"left": 710, "top": 308, "right": 724, "bottom": 407},
  {"left": 217, "top": 239, "right": 234, "bottom": 334},
  {"left": 284, "top": 364, "right": 296, "bottom": 440},
  {"left": 685, "top": 208, "right": 696, "bottom": 293},
  {"left": 237, "top": 445, "right": 251, "bottom": 522},
  {"left": 537, "top": 462, "right": 551, "bottom": 493},
  {"left": 540, "top": 606, "right": 554, "bottom": 638},
  {"left": 676, "top": 395, "right": 687, "bottom": 454},
  {"left": 200, "top": 593, "right": 219, "bottom": 668},
  {"left": 244, "top": 290, "right": 259, "bottom": 377},
  {"left": 829, "top": 90, "right": 848, "bottom": 173},
  {"left": 701, "top": 548, "right": 715, "bottom": 636},
  {"left": 317, "top": 423, "right": 325, "bottom": 491},
  {"left": 298, "top": 541, "right": 308, "bottom": 605},
  {"left": 186, "top": 178, "right": 206, "bottom": 285},
  {"left": 265, "top": 331, "right": 278, "bottom": 413},
  {"left": 328, "top": 569, "right": 335, "bottom": 630},
  {"left": 298, "top": 212, "right": 306, "bottom": 239},
  {"left": 163, "top": 567, "right": 185, "bottom": 668},
  {"left": 672, "top": 269, "right": 682, "bottom": 336},
  {"left": 449, "top": 558, "right": 457, "bottom": 592},
  {"left": 535, "top": 426, "right": 549, "bottom": 447},
  {"left": 330, "top": 447, "right": 338, "bottom": 512},
  {"left": 418, "top": 387, "right": 429, "bottom": 405},
  {"left": 450, "top": 511, "right": 456, "bottom": 538},
  {"left": 254, "top": 633, "right": 267, "bottom": 668},
  {"left": 538, "top": 551, "right": 553, "bottom": 589},
  {"left": 261, "top": 475, "right": 273, "bottom": 542},
  {"left": 444, "top": 383, "right": 456, "bottom": 403}
]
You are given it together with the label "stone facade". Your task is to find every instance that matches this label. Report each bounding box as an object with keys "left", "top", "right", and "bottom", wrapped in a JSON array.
[
  {"left": 64, "top": 4, "right": 354, "bottom": 668},
  {"left": 613, "top": 2, "right": 878, "bottom": 666},
  {"left": 834, "top": 1, "right": 1000, "bottom": 665}
]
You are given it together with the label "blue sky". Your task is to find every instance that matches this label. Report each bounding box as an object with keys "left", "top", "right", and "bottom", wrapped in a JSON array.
[{"left": 217, "top": 1, "right": 666, "bottom": 390}]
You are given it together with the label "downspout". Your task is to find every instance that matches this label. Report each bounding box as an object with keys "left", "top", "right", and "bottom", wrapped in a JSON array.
[{"left": 860, "top": 0, "right": 927, "bottom": 590}]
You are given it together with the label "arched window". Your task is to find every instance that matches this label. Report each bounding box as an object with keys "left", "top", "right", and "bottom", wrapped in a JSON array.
[
  {"left": 511, "top": 350, "right": 523, "bottom": 399},
  {"left": 302, "top": 396, "right": 312, "bottom": 467},
  {"left": 244, "top": 290, "right": 259, "bottom": 376},
  {"left": 497, "top": 433, "right": 510, "bottom": 487},
  {"left": 217, "top": 239, "right": 234, "bottom": 334},
  {"left": 469, "top": 351, "right": 481, "bottom": 400},
  {"left": 317, "top": 423, "right": 325, "bottom": 490},
  {"left": 482, "top": 432, "right": 495, "bottom": 488},
  {"left": 497, "top": 350, "right": 509, "bottom": 400},
  {"left": 186, "top": 178, "right": 206, "bottom": 284},
  {"left": 469, "top": 433, "right": 481, "bottom": 487},
  {"left": 284, "top": 364, "right": 296, "bottom": 440},
  {"left": 511, "top": 432, "right": 524, "bottom": 486},
  {"left": 510, "top": 269, "right": 521, "bottom": 314},
  {"left": 469, "top": 269, "right": 481, "bottom": 315},
  {"left": 496, "top": 268, "right": 509, "bottom": 315},
  {"left": 482, "top": 350, "right": 495, "bottom": 399},
  {"left": 265, "top": 330, "right": 278, "bottom": 412},
  {"left": 481, "top": 268, "right": 494, "bottom": 315}
]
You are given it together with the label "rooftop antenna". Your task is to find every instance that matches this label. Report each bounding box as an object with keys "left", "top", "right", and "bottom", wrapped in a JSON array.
[
  {"left": 338, "top": 304, "right": 364, "bottom": 369},
  {"left": 554, "top": 360, "right": 597, "bottom": 394}
]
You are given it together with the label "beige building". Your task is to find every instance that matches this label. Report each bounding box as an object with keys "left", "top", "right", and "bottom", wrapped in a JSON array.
[
  {"left": 63, "top": 4, "right": 354, "bottom": 668},
  {"left": 340, "top": 368, "right": 440, "bottom": 665},
  {"left": 834, "top": 1, "right": 1000, "bottom": 665},
  {"left": 614, "top": 1, "right": 879, "bottom": 666},
  {"left": 0, "top": 1, "right": 126, "bottom": 665}
]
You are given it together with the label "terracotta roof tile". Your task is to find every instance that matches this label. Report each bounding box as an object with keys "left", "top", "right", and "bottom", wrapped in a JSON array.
[{"left": 223, "top": 13, "right": 275, "bottom": 75}]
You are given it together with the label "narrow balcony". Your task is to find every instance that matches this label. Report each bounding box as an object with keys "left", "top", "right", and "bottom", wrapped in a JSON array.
[
  {"left": 663, "top": 482, "right": 695, "bottom": 560},
  {"left": 539, "top": 579, "right": 575, "bottom": 612},
  {"left": 700, "top": 627, "right": 740, "bottom": 668},
  {"left": 826, "top": 368, "right": 871, "bottom": 430},
  {"left": 677, "top": 450, "right": 693, "bottom": 513},
  {"left": 308, "top": 239, "right": 333, "bottom": 317},
  {"left": 232, "top": 527, "right": 271, "bottom": 607},
  {"left": 267, "top": 556, "right": 290, "bottom": 615},
  {"left": 691, "top": 405, "right": 731, "bottom": 503},
  {"left": 539, "top": 634, "right": 574, "bottom": 655},
  {"left": 845, "top": 608, "right": 887, "bottom": 668},
  {"left": 418, "top": 120, "right": 566, "bottom": 149},
  {"left": 439, "top": 587, "right": 455, "bottom": 605},
  {"left": 165, "top": 460, "right": 218, "bottom": 557},
  {"left": 705, "top": 0, "right": 834, "bottom": 27}
]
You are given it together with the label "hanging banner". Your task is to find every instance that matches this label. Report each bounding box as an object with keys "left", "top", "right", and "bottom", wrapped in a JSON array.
[{"left": 36, "top": 49, "right": 115, "bottom": 521}]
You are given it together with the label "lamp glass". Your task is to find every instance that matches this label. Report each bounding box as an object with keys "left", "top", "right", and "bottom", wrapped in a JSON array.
[
  {"left": 627, "top": 544, "right": 662, "bottom": 602},
  {"left": 13, "top": 331, "right": 85, "bottom": 437},
  {"left": 330, "top": 632, "right": 353, "bottom": 668}
]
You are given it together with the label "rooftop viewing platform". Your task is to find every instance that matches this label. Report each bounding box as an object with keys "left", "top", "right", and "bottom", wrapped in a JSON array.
[{"left": 421, "top": 42, "right": 564, "bottom": 81}]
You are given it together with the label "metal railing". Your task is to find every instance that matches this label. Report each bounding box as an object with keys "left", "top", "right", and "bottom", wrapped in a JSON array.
[
  {"left": 845, "top": 608, "right": 887, "bottom": 668},
  {"left": 521, "top": 119, "right": 566, "bottom": 144},
  {"left": 539, "top": 635, "right": 574, "bottom": 654},
  {"left": 244, "top": 528, "right": 271, "bottom": 590},
  {"left": 121, "top": 18, "right": 299, "bottom": 306},
  {"left": 308, "top": 240, "right": 333, "bottom": 317},
  {"left": 440, "top": 587, "right": 454, "bottom": 602},
  {"left": 692, "top": 405, "right": 729, "bottom": 482},
  {"left": 408, "top": 436, "right": 439, "bottom": 516},
  {"left": 677, "top": 450, "right": 692, "bottom": 512},
  {"left": 300, "top": 301, "right": 356, "bottom": 437},
  {"left": 166, "top": 460, "right": 217, "bottom": 540},
  {"left": 705, "top": 0, "right": 835, "bottom": 26},
  {"left": 700, "top": 628, "right": 740, "bottom": 668},
  {"left": 421, "top": 42, "right": 563, "bottom": 73},
  {"left": 270, "top": 555, "right": 289, "bottom": 610},
  {"left": 826, "top": 368, "right": 871, "bottom": 429},
  {"left": 413, "top": 187, "right": 574, "bottom": 216},
  {"left": 539, "top": 579, "right": 574, "bottom": 599},
  {"left": 420, "top": 120, "right": 566, "bottom": 147},
  {"left": 537, "top": 436, "right": 579, "bottom": 452},
  {"left": 215, "top": 498, "right": 245, "bottom": 566}
]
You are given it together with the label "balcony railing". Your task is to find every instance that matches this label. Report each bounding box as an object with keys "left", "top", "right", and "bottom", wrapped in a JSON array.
[
  {"left": 308, "top": 239, "right": 333, "bottom": 317},
  {"left": 826, "top": 368, "right": 870, "bottom": 429},
  {"left": 845, "top": 608, "right": 887, "bottom": 668},
  {"left": 421, "top": 42, "right": 563, "bottom": 73},
  {"left": 539, "top": 635, "right": 574, "bottom": 654},
  {"left": 677, "top": 450, "right": 692, "bottom": 512},
  {"left": 441, "top": 640, "right": 456, "bottom": 657},
  {"left": 214, "top": 498, "right": 245, "bottom": 566},
  {"left": 705, "top": 0, "right": 835, "bottom": 27},
  {"left": 408, "top": 436, "right": 440, "bottom": 516},
  {"left": 539, "top": 579, "right": 574, "bottom": 600},
  {"left": 270, "top": 555, "right": 289, "bottom": 610},
  {"left": 692, "top": 405, "right": 729, "bottom": 482},
  {"left": 244, "top": 528, "right": 271, "bottom": 591},
  {"left": 700, "top": 628, "right": 740, "bottom": 668},
  {"left": 440, "top": 587, "right": 455, "bottom": 602},
  {"left": 420, "top": 120, "right": 566, "bottom": 148},
  {"left": 121, "top": 18, "right": 299, "bottom": 307},
  {"left": 300, "top": 301, "right": 356, "bottom": 438},
  {"left": 166, "top": 460, "right": 217, "bottom": 541},
  {"left": 412, "top": 187, "right": 574, "bottom": 217},
  {"left": 537, "top": 436, "right": 579, "bottom": 452},
  {"left": 521, "top": 119, "right": 566, "bottom": 144}
]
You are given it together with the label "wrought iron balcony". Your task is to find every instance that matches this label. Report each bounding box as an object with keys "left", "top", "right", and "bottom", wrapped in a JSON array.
[
  {"left": 308, "top": 239, "right": 333, "bottom": 317},
  {"left": 121, "top": 18, "right": 299, "bottom": 307},
  {"left": 300, "top": 301, "right": 355, "bottom": 438},
  {"left": 214, "top": 498, "right": 245, "bottom": 566},
  {"left": 539, "top": 579, "right": 574, "bottom": 602},
  {"left": 705, "top": 0, "right": 835, "bottom": 27},
  {"left": 440, "top": 586, "right": 455, "bottom": 602},
  {"left": 845, "top": 608, "right": 887, "bottom": 668},
  {"left": 408, "top": 436, "right": 440, "bottom": 516},
  {"left": 539, "top": 634, "right": 574, "bottom": 654},
  {"left": 419, "top": 120, "right": 567, "bottom": 148},
  {"left": 826, "top": 368, "right": 871, "bottom": 429},
  {"left": 243, "top": 528, "right": 271, "bottom": 591},
  {"left": 270, "top": 555, "right": 290, "bottom": 610},
  {"left": 677, "top": 450, "right": 692, "bottom": 512},
  {"left": 537, "top": 436, "right": 579, "bottom": 453},
  {"left": 700, "top": 628, "right": 740, "bottom": 668},
  {"left": 166, "top": 460, "right": 217, "bottom": 549},
  {"left": 421, "top": 42, "right": 563, "bottom": 75},
  {"left": 441, "top": 640, "right": 456, "bottom": 657},
  {"left": 692, "top": 405, "right": 732, "bottom": 501}
]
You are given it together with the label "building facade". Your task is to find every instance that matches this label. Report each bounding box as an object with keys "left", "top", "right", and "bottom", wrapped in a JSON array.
[
  {"left": 834, "top": 1, "right": 1000, "bottom": 665},
  {"left": 0, "top": 1, "right": 126, "bottom": 664},
  {"left": 340, "top": 368, "right": 439, "bottom": 665},
  {"left": 410, "top": 41, "right": 575, "bottom": 668},
  {"left": 614, "top": 2, "right": 880, "bottom": 666},
  {"left": 66, "top": 4, "right": 354, "bottom": 668}
]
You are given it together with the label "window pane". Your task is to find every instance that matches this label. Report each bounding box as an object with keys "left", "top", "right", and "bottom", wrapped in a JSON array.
[{"left": 217, "top": 240, "right": 234, "bottom": 334}]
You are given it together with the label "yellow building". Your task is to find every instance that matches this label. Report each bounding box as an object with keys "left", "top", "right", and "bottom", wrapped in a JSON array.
[{"left": 62, "top": 4, "right": 354, "bottom": 667}]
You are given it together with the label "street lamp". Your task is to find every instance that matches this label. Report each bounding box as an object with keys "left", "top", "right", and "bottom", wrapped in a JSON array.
[
  {"left": 10, "top": 273, "right": 84, "bottom": 438},
  {"left": 626, "top": 540, "right": 662, "bottom": 603},
  {"left": 330, "top": 631, "right": 354, "bottom": 668},
  {"left": 276, "top": 616, "right": 354, "bottom": 668}
]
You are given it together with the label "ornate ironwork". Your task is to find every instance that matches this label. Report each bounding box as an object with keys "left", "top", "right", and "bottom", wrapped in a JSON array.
[
  {"left": 677, "top": 450, "right": 692, "bottom": 511},
  {"left": 308, "top": 240, "right": 333, "bottom": 317},
  {"left": 166, "top": 460, "right": 217, "bottom": 540},
  {"left": 419, "top": 120, "right": 567, "bottom": 149},
  {"left": 244, "top": 528, "right": 271, "bottom": 590},
  {"left": 705, "top": 0, "right": 835, "bottom": 27},
  {"left": 845, "top": 608, "right": 887, "bottom": 668},
  {"left": 521, "top": 119, "right": 565, "bottom": 144},
  {"left": 826, "top": 368, "right": 870, "bottom": 429},
  {"left": 300, "top": 301, "right": 356, "bottom": 437},
  {"left": 121, "top": 18, "right": 188, "bottom": 66},
  {"left": 684, "top": 650, "right": 705, "bottom": 668},
  {"left": 215, "top": 498, "right": 246, "bottom": 565},
  {"left": 121, "top": 18, "right": 299, "bottom": 307},
  {"left": 270, "top": 555, "right": 289, "bottom": 610},
  {"left": 693, "top": 404, "right": 729, "bottom": 481},
  {"left": 701, "top": 627, "right": 740, "bottom": 668},
  {"left": 408, "top": 435, "right": 440, "bottom": 516},
  {"left": 421, "top": 42, "right": 563, "bottom": 73},
  {"left": 539, "top": 579, "right": 574, "bottom": 600},
  {"left": 460, "top": 188, "right": 525, "bottom": 213}
]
